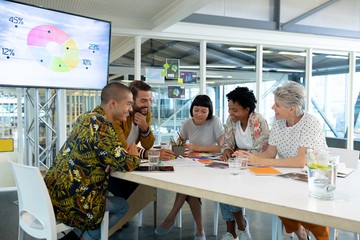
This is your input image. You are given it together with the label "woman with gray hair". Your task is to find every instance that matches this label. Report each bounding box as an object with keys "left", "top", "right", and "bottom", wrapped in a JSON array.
[{"left": 236, "top": 81, "right": 329, "bottom": 240}]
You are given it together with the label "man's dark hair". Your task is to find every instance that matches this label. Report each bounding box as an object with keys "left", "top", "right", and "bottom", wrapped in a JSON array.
[
  {"left": 190, "top": 95, "right": 213, "bottom": 120},
  {"left": 129, "top": 80, "right": 152, "bottom": 99},
  {"left": 101, "top": 82, "right": 131, "bottom": 104},
  {"left": 226, "top": 87, "right": 257, "bottom": 114}
]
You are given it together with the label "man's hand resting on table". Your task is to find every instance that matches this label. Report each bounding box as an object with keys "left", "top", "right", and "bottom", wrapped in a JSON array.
[
  {"left": 159, "top": 149, "right": 175, "bottom": 161},
  {"left": 127, "top": 142, "right": 139, "bottom": 156}
]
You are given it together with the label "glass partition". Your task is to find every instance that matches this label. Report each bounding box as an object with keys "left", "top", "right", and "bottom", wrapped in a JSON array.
[
  {"left": 109, "top": 38, "right": 202, "bottom": 144},
  {"left": 150, "top": 83, "right": 199, "bottom": 144},
  {"left": 310, "top": 51, "right": 349, "bottom": 148},
  {"left": 0, "top": 87, "right": 21, "bottom": 145},
  {"left": 261, "top": 47, "right": 306, "bottom": 126},
  {"left": 354, "top": 53, "right": 360, "bottom": 142},
  {"left": 143, "top": 39, "right": 201, "bottom": 144},
  {"left": 205, "top": 43, "right": 257, "bottom": 123}
]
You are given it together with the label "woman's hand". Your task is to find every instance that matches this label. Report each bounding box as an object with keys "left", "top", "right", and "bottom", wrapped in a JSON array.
[
  {"left": 184, "top": 143, "right": 199, "bottom": 152},
  {"left": 220, "top": 149, "right": 234, "bottom": 162},
  {"left": 233, "top": 150, "right": 258, "bottom": 166}
]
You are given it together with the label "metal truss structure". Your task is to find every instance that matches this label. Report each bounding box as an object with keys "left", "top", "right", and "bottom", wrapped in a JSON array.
[{"left": 24, "top": 88, "right": 57, "bottom": 169}]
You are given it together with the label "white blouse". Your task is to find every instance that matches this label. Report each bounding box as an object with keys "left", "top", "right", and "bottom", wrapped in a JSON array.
[{"left": 269, "top": 112, "right": 327, "bottom": 159}]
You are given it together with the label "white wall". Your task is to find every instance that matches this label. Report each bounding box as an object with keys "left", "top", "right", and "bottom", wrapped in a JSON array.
[{"left": 0, "top": 152, "right": 17, "bottom": 188}]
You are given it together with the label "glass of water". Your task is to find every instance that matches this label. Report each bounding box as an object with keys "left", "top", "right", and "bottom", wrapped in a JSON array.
[
  {"left": 160, "top": 142, "right": 171, "bottom": 150},
  {"left": 148, "top": 150, "right": 160, "bottom": 170},
  {"left": 235, "top": 154, "right": 249, "bottom": 170},
  {"left": 228, "top": 158, "right": 241, "bottom": 175}
]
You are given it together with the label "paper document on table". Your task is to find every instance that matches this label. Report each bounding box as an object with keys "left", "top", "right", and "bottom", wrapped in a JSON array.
[
  {"left": 168, "top": 157, "right": 205, "bottom": 167},
  {"left": 337, "top": 168, "right": 355, "bottom": 178},
  {"left": 277, "top": 172, "right": 308, "bottom": 182}
]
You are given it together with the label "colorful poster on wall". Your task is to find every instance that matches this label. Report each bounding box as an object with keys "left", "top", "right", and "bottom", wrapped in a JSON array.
[
  {"left": 168, "top": 86, "right": 185, "bottom": 99},
  {"left": 165, "top": 59, "right": 180, "bottom": 79},
  {"left": 180, "top": 71, "right": 197, "bottom": 84},
  {"left": 145, "top": 68, "right": 164, "bottom": 83}
]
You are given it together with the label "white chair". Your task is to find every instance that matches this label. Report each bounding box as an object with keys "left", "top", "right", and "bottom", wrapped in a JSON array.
[
  {"left": 328, "top": 147, "right": 359, "bottom": 169},
  {"left": 8, "top": 160, "right": 109, "bottom": 240},
  {"left": 176, "top": 201, "right": 220, "bottom": 235},
  {"left": 212, "top": 202, "right": 246, "bottom": 236},
  {"left": 176, "top": 201, "right": 243, "bottom": 236},
  {"left": 272, "top": 147, "right": 360, "bottom": 240},
  {"left": 327, "top": 147, "right": 359, "bottom": 240}
]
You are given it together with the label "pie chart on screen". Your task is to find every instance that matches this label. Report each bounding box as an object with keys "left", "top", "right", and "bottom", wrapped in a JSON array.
[
  {"left": 27, "top": 25, "right": 79, "bottom": 72},
  {"left": 173, "top": 88, "right": 180, "bottom": 97}
]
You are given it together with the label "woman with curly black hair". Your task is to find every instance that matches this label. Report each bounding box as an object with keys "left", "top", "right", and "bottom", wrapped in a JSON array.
[
  {"left": 219, "top": 86, "right": 269, "bottom": 240},
  {"left": 221, "top": 87, "right": 269, "bottom": 160}
]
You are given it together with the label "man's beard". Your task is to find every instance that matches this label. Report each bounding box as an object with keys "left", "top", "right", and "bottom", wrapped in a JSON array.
[{"left": 132, "top": 104, "right": 148, "bottom": 116}]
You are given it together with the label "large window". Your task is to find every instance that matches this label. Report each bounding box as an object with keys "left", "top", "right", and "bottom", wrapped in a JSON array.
[
  {"left": 310, "top": 51, "right": 349, "bottom": 147},
  {"left": 261, "top": 47, "right": 306, "bottom": 126},
  {"left": 150, "top": 84, "right": 199, "bottom": 144},
  {"left": 0, "top": 88, "right": 20, "bottom": 144},
  {"left": 354, "top": 53, "right": 360, "bottom": 141},
  {"left": 66, "top": 90, "right": 101, "bottom": 134},
  {"left": 205, "top": 44, "right": 257, "bottom": 123}
]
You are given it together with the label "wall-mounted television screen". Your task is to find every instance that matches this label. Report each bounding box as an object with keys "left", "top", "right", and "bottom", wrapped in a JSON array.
[{"left": 0, "top": 0, "right": 110, "bottom": 90}]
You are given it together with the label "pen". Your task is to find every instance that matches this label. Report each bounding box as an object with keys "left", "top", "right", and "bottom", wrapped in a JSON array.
[{"left": 177, "top": 131, "right": 184, "bottom": 141}]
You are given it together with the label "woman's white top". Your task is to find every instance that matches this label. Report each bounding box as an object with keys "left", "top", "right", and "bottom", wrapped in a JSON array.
[
  {"left": 269, "top": 112, "right": 327, "bottom": 159},
  {"left": 235, "top": 121, "right": 253, "bottom": 150}
]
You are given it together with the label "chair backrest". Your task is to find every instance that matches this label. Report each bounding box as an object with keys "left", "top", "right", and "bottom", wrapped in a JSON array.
[
  {"left": 327, "top": 147, "right": 360, "bottom": 169},
  {"left": 8, "top": 160, "right": 57, "bottom": 240}
]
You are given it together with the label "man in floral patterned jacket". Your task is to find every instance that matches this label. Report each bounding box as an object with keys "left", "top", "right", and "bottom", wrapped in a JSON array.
[{"left": 45, "top": 82, "right": 140, "bottom": 240}]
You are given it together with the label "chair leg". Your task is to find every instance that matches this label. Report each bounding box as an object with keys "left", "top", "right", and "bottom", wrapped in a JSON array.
[
  {"left": 329, "top": 228, "right": 336, "bottom": 240},
  {"left": 137, "top": 210, "right": 143, "bottom": 227},
  {"left": 101, "top": 211, "right": 109, "bottom": 240},
  {"left": 271, "top": 215, "right": 278, "bottom": 240},
  {"left": 18, "top": 226, "right": 23, "bottom": 240},
  {"left": 153, "top": 200, "right": 157, "bottom": 227},
  {"left": 277, "top": 217, "right": 282, "bottom": 240},
  {"left": 177, "top": 208, "right": 182, "bottom": 228},
  {"left": 354, "top": 233, "right": 359, "bottom": 240},
  {"left": 213, "top": 201, "right": 219, "bottom": 236}
]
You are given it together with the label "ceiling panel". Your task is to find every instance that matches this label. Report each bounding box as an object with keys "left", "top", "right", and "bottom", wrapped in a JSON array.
[{"left": 17, "top": 0, "right": 176, "bottom": 19}]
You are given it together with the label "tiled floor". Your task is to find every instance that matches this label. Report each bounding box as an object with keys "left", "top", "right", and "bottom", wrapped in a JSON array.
[{"left": 0, "top": 189, "right": 357, "bottom": 239}]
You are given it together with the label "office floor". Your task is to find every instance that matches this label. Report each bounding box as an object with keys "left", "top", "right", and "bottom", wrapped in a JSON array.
[{"left": 0, "top": 189, "right": 356, "bottom": 240}]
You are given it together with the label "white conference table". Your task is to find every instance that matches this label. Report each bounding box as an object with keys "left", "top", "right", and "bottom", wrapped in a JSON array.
[{"left": 111, "top": 164, "right": 360, "bottom": 234}]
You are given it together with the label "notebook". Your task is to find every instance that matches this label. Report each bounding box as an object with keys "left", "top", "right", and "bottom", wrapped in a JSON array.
[
  {"left": 277, "top": 172, "right": 308, "bottom": 182},
  {"left": 248, "top": 166, "right": 282, "bottom": 175},
  {"left": 206, "top": 162, "right": 228, "bottom": 169}
]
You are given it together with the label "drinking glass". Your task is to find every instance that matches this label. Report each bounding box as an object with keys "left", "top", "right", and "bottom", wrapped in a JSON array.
[
  {"left": 228, "top": 158, "right": 241, "bottom": 175},
  {"left": 148, "top": 150, "right": 160, "bottom": 170},
  {"left": 160, "top": 142, "right": 171, "bottom": 150},
  {"left": 236, "top": 155, "right": 249, "bottom": 170}
]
